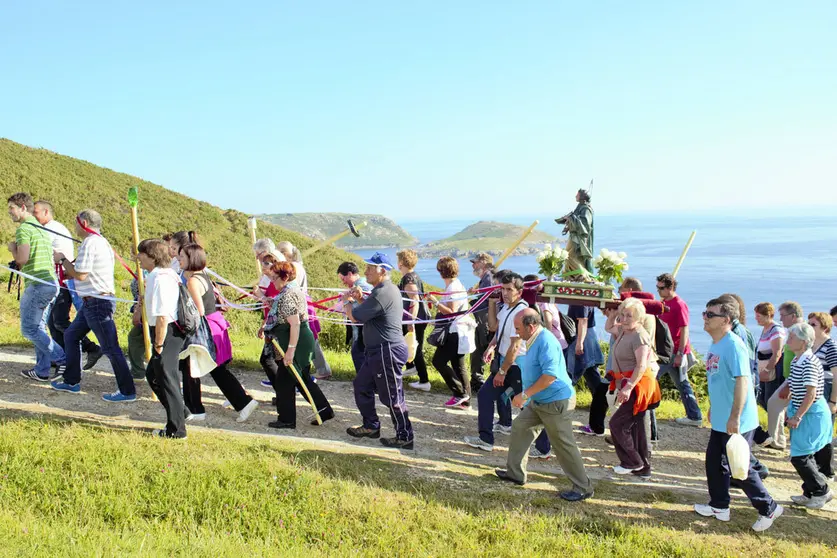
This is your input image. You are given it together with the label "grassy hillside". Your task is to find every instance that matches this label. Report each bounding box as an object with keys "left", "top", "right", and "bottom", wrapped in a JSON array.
[
  {"left": 417, "top": 220, "right": 558, "bottom": 258},
  {"left": 0, "top": 138, "right": 362, "bottom": 357},
  {"left": 258, "top": 212, "right": 417, "bottom": 249},
  {"left": 1, "top": 417, "right": 832, "bottom": 556}
]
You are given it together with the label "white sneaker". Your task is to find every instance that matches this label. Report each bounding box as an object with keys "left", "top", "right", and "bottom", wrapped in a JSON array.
[
  {"left": 675, "top": 417, "right": 703, "bottom": 427},
  {"left": 493, "top": 422, "right": 512, "bottom": 435},
  {"left": 529, "top": 447, "right": 553, "bottom": 459},
  {"left": 185, "top": 412, "right": 206, "bottom": 422},
  {"left": 752, "top": 505, "right": 783, "bottom": 532},
  {"left": 790, "top": 494, "right": 811, "bottom": 506},
  {"left": 693, "top": 503, "right": 730, "bottom": 522},
  {"left": 409, "top": 381, "right": 431, "bottom": 392},
  {"left": 463, "top": 435, "right": 493, "bottom": 452},
  {"left": 613, "top": 465, "right": 642, "bottom": 475},
  {"left": 404, "top": 365, "right": 417, "bottom": 375},
  {"left": 758, "top": 436, "right": 774, "bottom": 448},
  {"left": 805, "top": 491, "right": 833, "bottom": 510},
  {"left": 236, "top": 399, "right": 259, "bottom": 423},
  {"left": 221, "top": 400, "right": 233, "bottom": 409}
]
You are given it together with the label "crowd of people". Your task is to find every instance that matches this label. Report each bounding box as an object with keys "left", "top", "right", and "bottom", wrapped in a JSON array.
[{"left": 6, "top": 191, "right": 837, "bottom": 532}]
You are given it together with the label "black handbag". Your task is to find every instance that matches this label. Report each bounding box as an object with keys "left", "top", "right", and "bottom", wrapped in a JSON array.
[{"left": 427, "top": 322, "right": 449, "bottom": 348}]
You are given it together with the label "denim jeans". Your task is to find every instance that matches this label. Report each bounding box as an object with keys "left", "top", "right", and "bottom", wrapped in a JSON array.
[
  {"left": 657, "top": 353, "right": 702, "bottom": 420},
  {"left": 20, "top": 283, "right": 65, "bottom": 377},
  {"left": 64, "top": 297, "right": 135, "bottom": 395}
]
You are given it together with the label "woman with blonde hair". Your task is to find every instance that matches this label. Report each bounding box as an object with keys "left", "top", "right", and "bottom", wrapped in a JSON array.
[
  {"left": 604, "top": 298, "right": 661, "bottom": 478},
  {"left": 397, "top": 249, "right": 430, "bottom": 391}
]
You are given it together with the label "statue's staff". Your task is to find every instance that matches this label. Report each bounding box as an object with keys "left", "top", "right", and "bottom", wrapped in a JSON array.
[{"left": 672, "top": 231, "right": 697, "bottom": 278}]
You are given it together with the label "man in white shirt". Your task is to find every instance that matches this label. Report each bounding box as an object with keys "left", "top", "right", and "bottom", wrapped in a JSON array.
[
  {"left": 33, "top": 200, "right": 102, "bottom": 369},
  {"left": 464, "top": 273, "right": 530, "bottom": 451},
  {"left": 51, "top": 209, "right": 136, "bottom": 402}
]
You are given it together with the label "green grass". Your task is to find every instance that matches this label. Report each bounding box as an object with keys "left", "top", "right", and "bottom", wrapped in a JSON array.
[{"left": 1, "top": 418, "right": 833, "bottom": 557}]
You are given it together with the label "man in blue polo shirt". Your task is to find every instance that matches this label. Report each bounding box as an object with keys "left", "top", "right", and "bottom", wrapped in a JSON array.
[
  {"left": 494, "top": 308, "right": 593, "bottom": 502},
  {"left": 694, "top": 297, "right": 782, "bottom": 532}
]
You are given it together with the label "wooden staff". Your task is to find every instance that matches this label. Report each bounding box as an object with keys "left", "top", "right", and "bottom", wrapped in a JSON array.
[
  {"left": 495, "top": 220, "right": 540, "bottom": 269},
  {"left": 303, "top": 220, "right": 366, "bottom": 258},
  {"left": 672, "top": 230, "right": 696, "bottom": 278},
  {"left": 128, "top": 187, "right": 152, "bottom": 361},
  {"left": 270, "top": 338, "right": 323, "bottom": 424},
  {"left": 247, "top": 216, "right": 261, "bottom": 277}
]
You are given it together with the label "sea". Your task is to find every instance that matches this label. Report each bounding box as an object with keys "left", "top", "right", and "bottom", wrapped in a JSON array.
[{"left": 351, "top": 212, "right": 836, "bottom": 356}]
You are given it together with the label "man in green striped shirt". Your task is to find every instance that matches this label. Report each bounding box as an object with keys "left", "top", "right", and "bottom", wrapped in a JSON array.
[{"left": 7, "top": 192, "right": 66, "bottom": 381}]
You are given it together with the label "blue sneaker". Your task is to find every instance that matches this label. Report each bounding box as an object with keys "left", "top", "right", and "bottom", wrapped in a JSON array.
[
  {"left": 51, "top": 380, "right": 81, "bottom": 393},
  {"left": 102, "top": 391, "right": 137, "bottom": 403},
  {"left": 260, "top": 379, "right": 272, "bottom": 388}
]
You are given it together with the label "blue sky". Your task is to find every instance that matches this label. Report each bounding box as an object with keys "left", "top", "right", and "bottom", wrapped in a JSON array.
[{"left": 2, "top": 1, "right": 835, "bottom": 220}]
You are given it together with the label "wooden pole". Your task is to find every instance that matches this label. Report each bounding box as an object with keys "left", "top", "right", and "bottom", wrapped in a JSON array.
[
  {"left": 269, "top": 339, "right": 322, "bottom": 424},
  {"left": 672, "top": 230, "right": 696, "bottom": 278},
  {"left": 302, "top": 221, "right": 367, "bottom": 258},
  {"left": 247, "top": 216, "right": 261, "bottom": 277},
  {"left": 128, "top": 187, "right": 152, "bottom": 362},
  {"left": 495, "top": 220, "right": 540, "bottom": 269}
]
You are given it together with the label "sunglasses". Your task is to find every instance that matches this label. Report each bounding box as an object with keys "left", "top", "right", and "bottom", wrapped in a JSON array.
[
  {"left": 656, "top": 285, "right": 669, "bottom": 291},
  {"left": 702, "top": 311, "right": 723, "bottom": 319},
  {"left": 808, "top": 322, "right": 820, "bottom": 327}
]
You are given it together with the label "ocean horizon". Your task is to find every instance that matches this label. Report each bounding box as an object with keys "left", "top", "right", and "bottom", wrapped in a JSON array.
[{"left": 350, "top": 212, "right": 837, "bottom": 355}]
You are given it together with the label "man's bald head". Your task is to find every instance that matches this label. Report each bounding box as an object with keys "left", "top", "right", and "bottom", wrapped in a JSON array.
[{"left": 514, "top": 308, "right": 542, "bottom": 341}]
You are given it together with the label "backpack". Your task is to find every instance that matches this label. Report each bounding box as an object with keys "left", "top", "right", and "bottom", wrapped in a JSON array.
[
  {"left": 653, "top": 316, "right": 674, "bottom": 365},
  {"left": 559, "top": 311, "right": 577, "bottom": 341},
  {"left": 175, "top": 282, "right": 201, "bottom": 336}
]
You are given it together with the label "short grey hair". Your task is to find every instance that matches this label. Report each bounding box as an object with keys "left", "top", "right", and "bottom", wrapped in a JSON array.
[
  {"left": 277, "top": 240, "right": 302, "bottom": 263},
  {"left": 788, "top": 322, "right": 815, "bottom": 350},
  {"left": 77, "top": 209, "right": 102, "bottom": 231},
  {"left": 521, "top": 312, "right": 542, "bottom": 328},
  {"left": 34, "top": 200, "right": 54, "bottom": 216},
  {"left": 253, "top": 238, "right": 275, "bottom": 255}
]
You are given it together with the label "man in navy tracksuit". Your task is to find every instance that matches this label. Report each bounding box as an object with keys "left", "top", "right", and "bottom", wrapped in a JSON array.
[{"left": 345, "top": 252, "right": 414, "bottom": 449}]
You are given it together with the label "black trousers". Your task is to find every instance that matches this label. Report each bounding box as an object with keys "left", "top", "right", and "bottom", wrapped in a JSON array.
[
  {"left": 815, "top": 441, "right": 834, "bottom": 478},
  {"left": 403, "top": 323, "right": 428, "bottom": 383},
  {"left": 266, "top": 359, "right": 332, "bottom": 427},
  {"left": 180, "top": 359, "right": 253, "bottom": 414},
  {"left": 432, "top": 332, "right": 470, "bottom": 399},
  {"left": 469, "top": 310, "right": 490, "bottom": 391},
  {"left": 791, "top": 453, "right": 830, "bottom": 497},
  {"left": 47, "top": 287, "right": 99, "bottom": 353},
  {"left": 146, "top": 325, "right": 187, "bottom": 438}
]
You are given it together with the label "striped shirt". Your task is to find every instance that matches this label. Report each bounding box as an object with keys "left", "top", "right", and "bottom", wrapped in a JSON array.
[
  {"left": 813, "top": 338, "right": 837, "bottom": 381},
  {"left": 789, "top": 350, "right": 825, "bottom": 409},
  {"left": 757, "top": 323, "right": 785, "bottom": 354},
  {"left": 73, "top": 234, "right": 115, "bottom": 296},
  {"left": 15, "top": 217, "right": 56, "bottom": 287}
]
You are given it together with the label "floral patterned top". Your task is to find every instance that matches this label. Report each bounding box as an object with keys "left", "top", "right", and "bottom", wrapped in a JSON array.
[{"left": 265, "top": 282, "right": 308, "bottom": 330}]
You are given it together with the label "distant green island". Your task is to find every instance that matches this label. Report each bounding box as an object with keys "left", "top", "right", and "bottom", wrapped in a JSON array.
[
  {"left": 415, "top": 221, "right": 559, "bottom": 259},
  {"left": 257, "top": 212, "right": 417, "bottom": 249}
]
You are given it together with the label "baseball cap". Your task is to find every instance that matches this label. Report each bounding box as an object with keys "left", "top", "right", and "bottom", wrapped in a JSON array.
[
  {"left": 469, "top": 252, "right": 494, "bottom": 265},
  {"left": 363, "top": 251, "right": 394, "bottom": 271}
]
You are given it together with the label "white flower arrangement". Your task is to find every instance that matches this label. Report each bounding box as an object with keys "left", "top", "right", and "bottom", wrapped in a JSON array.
[
  {"left": 537, "top": 245, "right": 570, "bottom": 279},
  {"left": 593, "top": 248, "right": 629, "bottom": 285}
]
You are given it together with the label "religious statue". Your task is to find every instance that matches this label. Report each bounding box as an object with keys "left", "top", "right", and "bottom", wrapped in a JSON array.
[{"left": 555, "top": 187, "right": 594, "bottom": 278}]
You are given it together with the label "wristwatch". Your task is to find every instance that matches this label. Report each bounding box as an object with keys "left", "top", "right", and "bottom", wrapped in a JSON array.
[
  {"left": 521, "top": 392, "right": 529, "bottom": 401},
  {"left": 499, "top": 368, "right": 507, "bottom": 376},
  {"left": 58, "top": 257, "right": 66, "bottom": 265}
]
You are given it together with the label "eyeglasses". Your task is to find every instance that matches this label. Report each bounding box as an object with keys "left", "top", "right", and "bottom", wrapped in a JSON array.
[
  {"left": 808, "top": 322, "right": 819, "bottom": 327},
  {"left": 260, "top": 260, "right": 272, "bottom": 266},
  {"left": 702, "top": 311, "right": 723, "bottom": 319},
  {"left": 656, "top": 285, "right": 668, "bottom": 291}
]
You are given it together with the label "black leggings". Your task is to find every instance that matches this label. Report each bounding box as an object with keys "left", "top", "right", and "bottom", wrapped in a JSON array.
[
  {"left": 404, "top": 323, "right": 428, "bottom": 383},
  {"left": 432, "top": 332, "right": 469, "bottom": 399},
  {"left": 180, "top": 359, "right": 253, "bottom": 414}
]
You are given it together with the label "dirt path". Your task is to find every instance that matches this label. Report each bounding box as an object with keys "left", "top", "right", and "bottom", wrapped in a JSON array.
[{"left": 1, "top": 346, "right": 834, "bottom": 513}]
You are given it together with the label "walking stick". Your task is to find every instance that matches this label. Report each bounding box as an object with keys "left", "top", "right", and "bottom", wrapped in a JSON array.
[
  {"left": 247, "top": 216, "right": 261, "bottom": 277},
  {"left": 302, "top": 219, "right": 366, "bottom": 258},
  {"left": 672, "top": 231, "right": 696, "bottom": 278},
  {"left": 269, "top": 338, "right": 323, "bottom": 425},
  {"left": 128, "top": 187, "right": 152, "bottom": 362}
]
